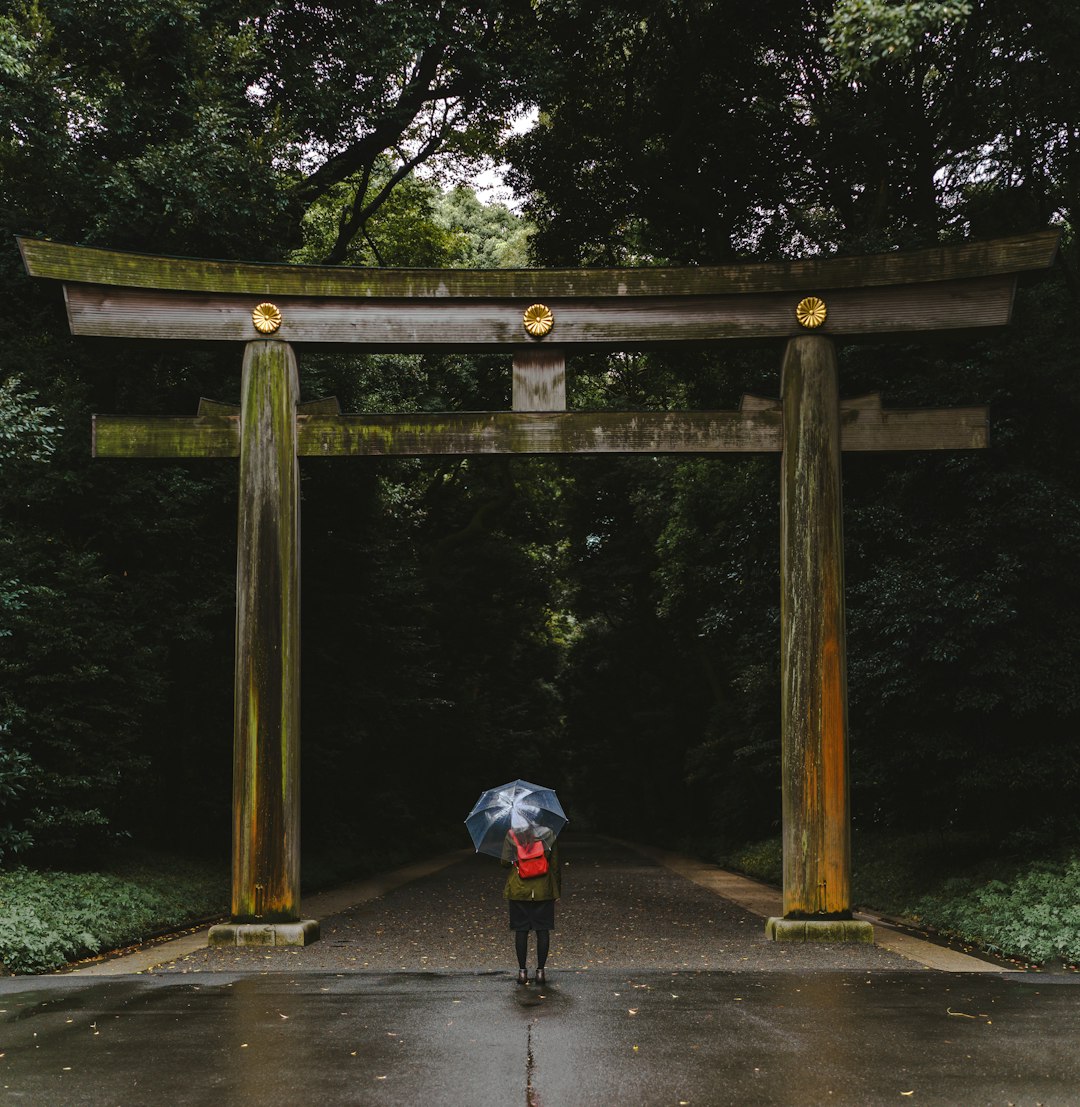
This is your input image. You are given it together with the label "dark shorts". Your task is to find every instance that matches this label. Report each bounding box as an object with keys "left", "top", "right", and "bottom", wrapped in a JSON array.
[{"left": 508, "top": 899, "right": 556, "bottom": 932}]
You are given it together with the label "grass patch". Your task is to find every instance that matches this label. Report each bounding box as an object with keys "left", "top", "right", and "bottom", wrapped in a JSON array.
[
  {"left": 703, "top": 831, "right": 1080, "bottom": 967},
  {"left": 0, "top": 856, "right": 228, "bottom": 975}
]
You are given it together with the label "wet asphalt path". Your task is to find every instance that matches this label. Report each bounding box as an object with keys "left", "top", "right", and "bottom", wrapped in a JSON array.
[
  {"left": 159, "top": 835, "right": 912, "bottom": 976},
  {"left": 2, "top": 836, "right": 1079, "bottom": 1105}
]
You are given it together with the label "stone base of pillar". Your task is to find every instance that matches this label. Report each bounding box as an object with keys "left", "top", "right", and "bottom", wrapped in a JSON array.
[
  {"left": 208, "top": 919, "right": 321, "bottom": 947},
  {"left": 766, "top": 917, "right": 874, "bottom": 943}
]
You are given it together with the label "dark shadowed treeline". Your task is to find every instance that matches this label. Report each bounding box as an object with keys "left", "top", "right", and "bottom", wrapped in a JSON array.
[{"left": 2, "top": 1, "right": 1079, "bottom": 872}]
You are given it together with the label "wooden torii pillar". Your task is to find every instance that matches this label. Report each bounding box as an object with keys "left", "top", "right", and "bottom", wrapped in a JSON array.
[{"left": 18, "top": 230, "right": 1058, "bottom": 945}]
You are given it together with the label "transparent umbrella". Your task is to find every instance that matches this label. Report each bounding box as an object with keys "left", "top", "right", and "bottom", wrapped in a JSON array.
[{"left": 465, "top": 779, "right": 568, "bottom": 859}]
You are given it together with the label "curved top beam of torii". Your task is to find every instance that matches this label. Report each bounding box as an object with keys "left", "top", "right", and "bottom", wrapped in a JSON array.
[{"left": 17, "top": 230, "right": 1059, "bottom": 349}]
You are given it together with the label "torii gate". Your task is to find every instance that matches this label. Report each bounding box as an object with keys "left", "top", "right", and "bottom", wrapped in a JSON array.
[{"left": 18, "top": 230, "right": 1058, "bottom": 945}]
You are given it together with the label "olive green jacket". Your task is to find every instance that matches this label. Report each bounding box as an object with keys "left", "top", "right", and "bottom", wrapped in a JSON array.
[{"left": 502, "top": 836, "right": 562, "bottom": 901}]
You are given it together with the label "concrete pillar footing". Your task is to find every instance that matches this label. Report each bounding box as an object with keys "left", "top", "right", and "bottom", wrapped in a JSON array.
[
  {"left": 208, "top": 920, "right": 320, "bottom": 947},
  {"left": 766, "top": 917, "right": 874, "bottom": 943}
]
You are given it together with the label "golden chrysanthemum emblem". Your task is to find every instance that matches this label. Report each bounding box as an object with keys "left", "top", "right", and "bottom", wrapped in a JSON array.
[
  {"left": 252, "top": 302, "right": 283, "bottom": 334},
  {"left": 523, "top": 303, "right": 555, "bottom": 338},
  {"left": 795, "top": 296, "right": 827, "bottom": 330}
]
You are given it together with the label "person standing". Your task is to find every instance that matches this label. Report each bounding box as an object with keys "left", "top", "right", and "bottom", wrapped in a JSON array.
[{"left": 502, "top": 819, "right": 562, "bottom": 985}]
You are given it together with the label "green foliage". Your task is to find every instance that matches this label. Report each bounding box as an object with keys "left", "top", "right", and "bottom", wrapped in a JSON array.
[
  {"left": 510, "top": 1, "right": 814, "bottom": 264},
  {"left": 0, "top": 860, "right": 227, "bottom": 975},
  {"left": 718, "top": 837, "right": 783, "bottom": 886},
  {"left": 294, "top": 173, "right": 532, "bottom": 268},
  {"left": 0, "top": 376, "right": 59, "bottom": 463},
  {"left": 825, "top": 0, "right": 973, "bottom": 77},
  {"left": 435, "top": 186, "right": 533, "bottom": 268},
  {"left": 907, "top": 861, "right": 1080, "bottom": 964},
  {"left": 851, "top": 833, "right": 1080, "bottom": 966},
  {"left": 293, "top": 166, "right": 462, "bottom": 267},
  {"left": 714, "top": 832, "right": 1080, "bottom": 967}
]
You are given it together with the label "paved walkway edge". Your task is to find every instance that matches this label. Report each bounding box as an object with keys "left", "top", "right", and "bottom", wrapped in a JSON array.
[
  {"left": 58, "top": 841, "right": 1013, "bottom": 977},
  {"left": 58, "top": 849, "right": 472, "bottom": 977},
  {"left": 621, "top": 840, "right": 1014, "bottom": 973}
]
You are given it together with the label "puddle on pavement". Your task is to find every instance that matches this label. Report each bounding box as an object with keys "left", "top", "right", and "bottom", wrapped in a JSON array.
[{"left": 511, "top": 981, "right": 570, "bottom": 1014}]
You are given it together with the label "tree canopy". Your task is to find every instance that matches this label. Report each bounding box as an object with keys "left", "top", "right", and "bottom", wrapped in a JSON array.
[{"left": 1, "top": 0, "right": 1079, "bottom": 868}]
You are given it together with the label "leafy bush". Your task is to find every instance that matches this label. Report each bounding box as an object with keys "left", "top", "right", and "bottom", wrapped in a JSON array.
[
  {"left": 906, "top": 860, "right": 1080, "bottom": 965},
  {"left": 0, "top": 861, "right": 227, "bottom": 974},
  {"left": 710, "top": 831, "right": 1080, "bottom": 966},
  {"left": 716, "top": 837, "right": 783, "bottom": 886}
]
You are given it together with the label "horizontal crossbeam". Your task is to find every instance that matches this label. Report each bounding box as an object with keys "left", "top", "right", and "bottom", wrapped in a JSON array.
[
  {"left": 63, "top": 276, "right": 1016, "bottom": 346},
  {"left": 92, "top": 398, "right": 987, "bottom": 458}
]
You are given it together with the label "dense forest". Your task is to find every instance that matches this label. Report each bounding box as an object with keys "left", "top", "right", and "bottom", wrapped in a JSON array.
[{"left": 2, "top": 0, "right": 1079, "bottom": 878}]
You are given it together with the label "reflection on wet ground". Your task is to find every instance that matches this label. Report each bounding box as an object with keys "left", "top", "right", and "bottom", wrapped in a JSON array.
[
  {"left": 3, "top": 836, "right": 1078, "bottom": 1104},
  {"left": 3, "top": 969, "right": 1079, "bottom": 1106}
]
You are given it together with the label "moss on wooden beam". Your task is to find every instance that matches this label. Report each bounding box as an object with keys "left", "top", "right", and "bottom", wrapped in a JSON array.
[
  {"left": 17, "top": 229, "right": 1059, "bottom": 300},
  {"left": 91, "top": 402, "right": 989, "bottom": 459},
  {"left": 92, "top": 414, "right": 240, "bottom": 457}
]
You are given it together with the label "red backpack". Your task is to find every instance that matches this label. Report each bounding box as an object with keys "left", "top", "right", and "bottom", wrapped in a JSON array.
[{"left": 509, "top": 831, "right": 549, "bottom": 879}]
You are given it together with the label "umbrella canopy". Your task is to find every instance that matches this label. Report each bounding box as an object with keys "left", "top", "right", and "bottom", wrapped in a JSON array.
[{"left": 465, "top": 779, "right": 568, "bottom": 859}]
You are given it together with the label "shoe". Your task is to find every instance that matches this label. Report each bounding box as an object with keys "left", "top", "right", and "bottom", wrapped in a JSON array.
[
  {"left": 517, "top": 969, "right": 529, "bottom": 986},
  {"left": 534, "top": 968, "right": 546, "bottom": 985}
]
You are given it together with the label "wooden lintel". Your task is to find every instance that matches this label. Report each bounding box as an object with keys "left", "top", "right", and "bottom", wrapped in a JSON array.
[
  {"left": 297, "top": 411, "right": 783, "bottom": 456},
  {"left": 840, "top": 399, "right": 988, "bottom": 450},
  {"left": 18, "top": 229, "right": 1059, "bottom": 299},
  {"left": 743, "top": 393, "right": 989, "bottom": 451},
  {"left": 61, "top": 275, "right": 1018, "bottom": 346},
  {"left": 93, "top": 414, "right": 240, "bottom": 457},
  {"left": 91, "top": 401, "right": 988, "bottom": 459}
]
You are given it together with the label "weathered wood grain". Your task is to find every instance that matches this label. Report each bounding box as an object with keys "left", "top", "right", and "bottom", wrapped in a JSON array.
[
  {"left": 93, "top": 414, "right": 240, "bottom": 457},
  {"left": 743, "top": 394, "right": 988, "bottom": 451},
  {"left": 61, "top": 275, "right": 1018, "bottom": 345},
  {"left": 232, "top": 340, "right": 301, "bottom": 924},
  {"left": 840, "top": 395, "right": 988, "bottom": 450},
  {"left": 296, "top": 410, "right": 783, "bottom": 455},
  {"left": 780, "top": 334, "right": 851, "bottom": 919},
  {"left": 18, "top": 229, "right": 1059, "bottom": 298},
  {"left": 512, "top": 349, "right": 566, "bottom": 412},
  {"left": 90, "top": 399, "right": 988, "bottom": 459}
]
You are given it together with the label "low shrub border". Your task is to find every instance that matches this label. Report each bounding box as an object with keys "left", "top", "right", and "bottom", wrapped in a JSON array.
[
  {"left": 0, "top": 862, "right": 228, "bottom": 975},
  {"left": 0, "top": 835, "right": 459, "bottom": 974},
  {"left": 709, "top": 833, "right": 1080, "bottom": 969}
]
